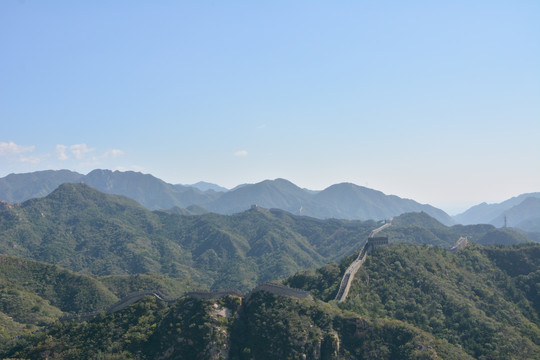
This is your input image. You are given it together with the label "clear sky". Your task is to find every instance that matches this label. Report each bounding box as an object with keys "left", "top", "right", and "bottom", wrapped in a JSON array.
[{"left": 1, "top": 1, "right": 539, "bottom": 214}]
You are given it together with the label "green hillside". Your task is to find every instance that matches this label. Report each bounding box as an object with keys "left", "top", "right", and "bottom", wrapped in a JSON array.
[
  {"left": 0, "top": 255, "right": 118, "bottom": 313},
  {"left": 1, "top": 292, "right": 472, "bottom": 360},
  {"left": 2, "top": 243, "right": 539, "bottom": 359},
  {"left": 0, "top": 254, "right": 118, "bottom": 336},
  {"left": 378, "top": 211, "right": 531, "bottom": 247},
  {"left": 1, "top": 185, "right": 533, "bottom": 293},
  {"left": 0, "top": 183, "right": 380, "bottom": 291},
  {"left": 0, "top": 254, "right": 195, "bottom": 337},
  {"left": 287, "top": 243, "right": 540, "bottom": 359}
]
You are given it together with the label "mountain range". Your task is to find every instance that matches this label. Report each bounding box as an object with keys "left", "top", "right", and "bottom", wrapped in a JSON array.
[
  {"left": 0, "top": 171, "right": 539, "bottom": 358},
  {"left": 0, "top": 182, "right": 380, "bottom": 291},
  {"left": 0, "top": 183, "right": 533, "bottom": 293},
  {"left": 454, "top": 192, "right": 540, "bottom": 231},
  {"left": 1, "top": 169, "right": 539, "bottom": 232},
  {"left": 0, "top": 169, "right": 455, "bottom": 224},
  {"left": 2, "top": 242, "right": 539, "bottom": 359}
]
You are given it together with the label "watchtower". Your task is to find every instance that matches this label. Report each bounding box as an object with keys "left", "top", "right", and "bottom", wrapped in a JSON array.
[{"left": 366, "top": 236, "right": 388, "bottom": 253}]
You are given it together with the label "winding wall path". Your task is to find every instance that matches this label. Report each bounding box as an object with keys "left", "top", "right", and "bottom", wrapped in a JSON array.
[
  {"left": 334, "top": 220, "right": 391, "bottom": 302},
  {"left": 59, "top": 284, "right": 309, "bottom": 323}
]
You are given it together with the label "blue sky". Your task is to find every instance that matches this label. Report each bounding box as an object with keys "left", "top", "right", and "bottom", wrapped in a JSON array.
[{"left": 1, "top": 1, "right": 539, "bottom": 214}]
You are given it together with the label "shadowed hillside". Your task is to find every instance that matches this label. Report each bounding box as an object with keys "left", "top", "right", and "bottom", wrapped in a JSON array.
[
  {"left": 0, "top": 170, "right": 455, "bottom": 224},
  {"left": 0, "top": 183, "right": 379, "bottom": 291}
]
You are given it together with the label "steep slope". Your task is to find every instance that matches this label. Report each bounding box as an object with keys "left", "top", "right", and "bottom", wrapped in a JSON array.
[
  {"left": 0, "top": 255, "right": 194, "bottom": 337},
  {"left": 1, "top": 291, "right": 473, "bottom": 359},
  {"left": 490, "top": 197, "right": 540, "bottom": 232},
  {"left": 0, "top": 169, "right": 83, "bottom": 203},
  {"left": 205, "top": 178, "right": 313, "bottom": 215},
  {"left": 287, "top": 243, "right": 540, "bottom": 359},
  {"left": 0, "top": 183, "right": 188, "bottom": 276},
  {"left": 455, "top": 192, "right": 540, "bottom": 225},
  {"left": 1, "top": 185, "right": 532, "bottom": 292},
  {"left": 83, "top": 169, "right": 221, "bottom": 209},
  {"left": 308, "top": 183, "right": 454, "bottom": 225},
  {"left": 0, "top": 254, "right": 119, "bottom": 336},
  {"left": 0, "top": 169, "right": 221, "bottom": 211},
  {"left": 207, "top": 180, "right": 455, "bottom": 225},
  {"left": 377, "top": 212, "right": 532, "bottom": 247},
  {"left": 0, "top": 183, "right": 377, "bottom": 291},
  {"left": 3, "top": 236, "right": 539, "bottom": 358},
  {"left": 7, "top": 244, "right": 539, "bottom": 359},
  {"left": 0, "top": 170, "right": 456, "bottom": 224},
  {"left": 0, "top": 254, "right": 118, "bottom": 314},
  {"left": 184, "top": 181, "right": 228, "bottom": 192}
]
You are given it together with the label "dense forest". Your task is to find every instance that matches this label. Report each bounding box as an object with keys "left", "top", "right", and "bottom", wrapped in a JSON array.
[
  {"left": 0, "top": 183, "right": 539, "bottom": 359},
  {"left": 1, "top": 243, "right": 539, "bottom": 359}
]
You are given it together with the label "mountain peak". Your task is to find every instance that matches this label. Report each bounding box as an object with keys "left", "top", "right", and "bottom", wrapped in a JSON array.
[{"left": 187, "top": 181, "right": 228, "bottom": 193}]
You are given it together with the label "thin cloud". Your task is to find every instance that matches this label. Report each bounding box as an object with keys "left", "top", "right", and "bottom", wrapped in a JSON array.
[
  {"left": 70, "top": 144, "right": 95, "bottom": 160},
  {"left": 56, "top": 143, "right": 98, "bottom": 160},
  {"left": 19, "top": 155, "right": 43, "bottom": 164},
  {"left": 0, "top": 141, "right": 35, "bottom": 156},
  {"left": 234, "top": 150, "right": 248, "bottom": 157},
  {"left": 105, "top": 149, "right": 124, "bottom": 158},
  {"left": 56, "top": 144, "right": 69, "bottom": 160},
  {"left": 79, "top": 156, "right": 101, "bottom": 168},
  {"left": 0, "top": 141, "right": 42, "bottom": 164}
]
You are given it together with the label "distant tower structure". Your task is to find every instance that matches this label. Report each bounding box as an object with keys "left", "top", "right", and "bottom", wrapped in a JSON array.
[{"left": 504, "top": 215, "right": 507, "bottom": 228}]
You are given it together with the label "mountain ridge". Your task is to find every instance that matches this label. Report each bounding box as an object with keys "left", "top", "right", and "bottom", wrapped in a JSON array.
[
  {"left": 0, "top": 169, "right": 455, "bottom": 224},
  {"left": 454, "top": 193, "right": 540, "bottom": 233},
  {"left": 3, "top": 242, "right": 540, "bottom": 359},
  {"left": 0, "top": 183, "right": 381, "bottom": 291}
]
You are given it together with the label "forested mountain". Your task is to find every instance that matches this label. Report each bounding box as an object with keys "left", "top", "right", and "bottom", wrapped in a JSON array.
[
  {"left": 0, "top": 184, "right": 533, "bottom": 293},
  {"left": 376, "top": 211, "right": 532, "bottom": 247},
  {"left": 0, "top": 180, "right": 538, "bottom": 358},
  {"left": 0, "top": 183, "right": 380, "bottom": 291},
  {"left": 0, "top": 170, "right": 455, "bottom": 224},
  {"left": 286, "top": 243, "right": 540, "bottom": 359},
  {"left": 2, "top": 243, "right": 539, "bottom": 359},
  {"left": 0, "top": 254, "right": 192, "bottom": 337},
  {"left": 204, "top": 178, "right": 313, "bottom": 215}
]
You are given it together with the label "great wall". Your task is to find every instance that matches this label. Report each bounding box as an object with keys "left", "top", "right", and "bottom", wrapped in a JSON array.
[
  {"left": 334, "top": 220, "right": 391, "bottom": 302},
  {"left": 58, "top": 283, "right": 311, "bottom": 323},
  {"left": 15, "top": 220, "right": 476, "bottom": 341},
  {"left": 59, "top": 222, "right": 395, "bottom": 323}
]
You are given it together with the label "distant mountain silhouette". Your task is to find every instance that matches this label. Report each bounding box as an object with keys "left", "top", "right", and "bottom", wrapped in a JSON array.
[
  {"left": 205, "top": 178, "right": 313, "bottom": 215},
  {"left": 0, "top": 183, "right": 381, "bottom": 290},
  {"left": 304, "top": 183, "right": 454, "bottom": 225},
  {"left": 0, "top": 169, "right": 219, "bottom": 210},
  {"left": 185, "top": 181, "right": 228, "bottom": 193},
  {"left": 204, "top": 179, "right": 454, "bottom": 225},
  {"left": 0, "top": 170, "right": 455, "bottom": 224},
  {"left": 0, "top": 169, "right": 83, "bottom": 203},
  {"left": 455, "top": 193, "right": 540, "bottom": 232},
  {"left": 490, "top": 197, "right": 540, "bottom": 232},
  {"left": 82, "top": 169, "right": 221, "bottom": 210},
  {"left": 454, "top": 192, "right": 540, "bottom": 224}
]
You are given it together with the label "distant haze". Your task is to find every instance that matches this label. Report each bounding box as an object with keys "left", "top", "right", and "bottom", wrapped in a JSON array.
[{"left": 1, "top": 1, "right": 539, "bottom": 215}]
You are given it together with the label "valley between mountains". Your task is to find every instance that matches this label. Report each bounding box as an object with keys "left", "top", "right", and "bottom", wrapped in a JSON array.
[{"left": 0, "top": 170, "right": 539, "bottom": 359}]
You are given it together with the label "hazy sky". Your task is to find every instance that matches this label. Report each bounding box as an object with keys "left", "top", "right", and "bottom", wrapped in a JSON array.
[{"left": 1, "top": 1, "right": 539, "bottom": 214}]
